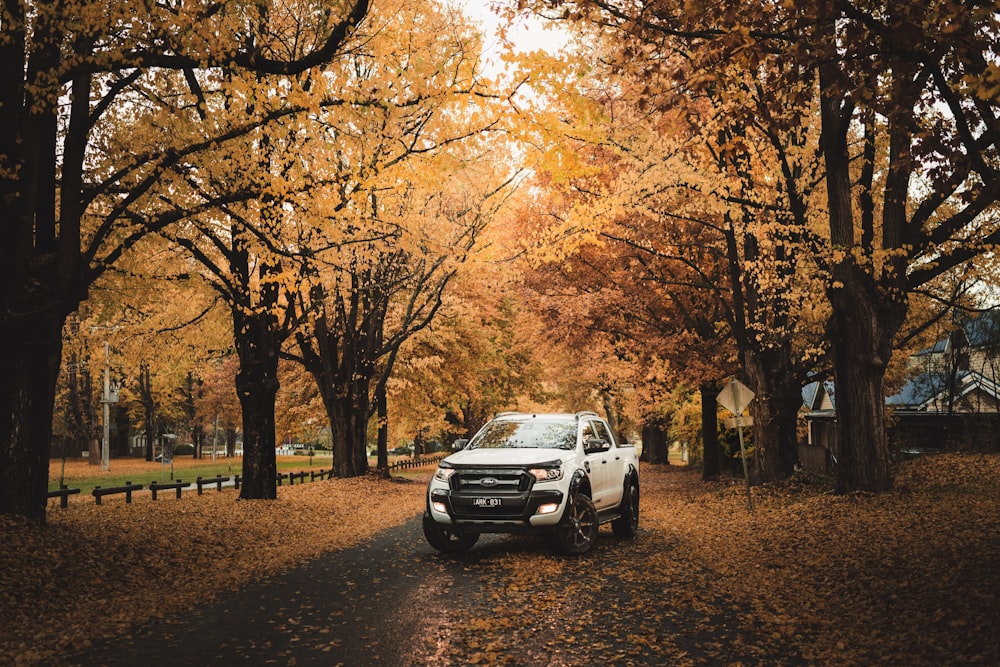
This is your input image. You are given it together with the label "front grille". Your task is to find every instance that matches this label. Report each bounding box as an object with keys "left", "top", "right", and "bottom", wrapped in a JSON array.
[
  {"left": 449, "top": 468, "right": 534, "bottom": 520},
  {"left": 453, "top": 468, "right": 532, "bottom": 494}
]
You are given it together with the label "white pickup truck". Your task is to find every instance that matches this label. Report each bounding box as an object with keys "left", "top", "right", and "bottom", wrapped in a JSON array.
[{"left": 423, "top": 411, "right": 640, "bottom": 555}]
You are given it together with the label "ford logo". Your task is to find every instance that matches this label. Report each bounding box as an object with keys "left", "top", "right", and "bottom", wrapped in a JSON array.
[{"left": 479, "top": 477, "right": 499, "bottom": 487}]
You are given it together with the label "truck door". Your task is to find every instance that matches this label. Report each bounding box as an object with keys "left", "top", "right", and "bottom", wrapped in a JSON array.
[
  {"left": 590, "top": 419, "right": 623, "bottom": 508},
  {"left": 583, "top": 419, "right": 613, "bottom": 509}
]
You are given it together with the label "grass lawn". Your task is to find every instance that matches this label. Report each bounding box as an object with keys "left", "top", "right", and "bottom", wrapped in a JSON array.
[
  {"left": 47, "top": 452, "right": 428, "bottom": 494},
  {"left": 48, "top": 454, "right": 337, "bottom": 495}
]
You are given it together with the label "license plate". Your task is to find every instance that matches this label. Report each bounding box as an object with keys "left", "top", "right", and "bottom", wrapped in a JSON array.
[{"left": 472, "top": 497, "right": 502, "bottom": 507}]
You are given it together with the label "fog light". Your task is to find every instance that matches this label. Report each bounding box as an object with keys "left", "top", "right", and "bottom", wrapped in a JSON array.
[
  {"left": 432, "top": 501, "right": 448, "bottom": 513},
  {"left": 536, "top": 502, "right": 559, "bottom": 515}
]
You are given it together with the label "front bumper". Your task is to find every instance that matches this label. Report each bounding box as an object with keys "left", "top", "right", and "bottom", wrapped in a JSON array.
[{"left": 427, "top": 486, "right": 567, "bottom": 533}]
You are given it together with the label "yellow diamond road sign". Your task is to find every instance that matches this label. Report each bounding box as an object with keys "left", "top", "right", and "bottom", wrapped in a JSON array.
[{"left": 718, "top": 377, "right": 754, "bottom": 415}]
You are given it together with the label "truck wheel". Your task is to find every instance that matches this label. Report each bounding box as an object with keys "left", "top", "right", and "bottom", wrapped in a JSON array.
[
  {"left": 551, "top": 492, "right": 599, "bottom": 556},
  {"left": 423, "top": 513, "right": 479, "bottom": 554},
  {"left": 611, "top": 482, "right": 639, "bottom": 539}
]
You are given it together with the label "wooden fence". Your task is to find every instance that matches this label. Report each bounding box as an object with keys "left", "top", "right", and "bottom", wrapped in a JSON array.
[{"left": 47, "top": 455, "right": 447, "bottom": 508}]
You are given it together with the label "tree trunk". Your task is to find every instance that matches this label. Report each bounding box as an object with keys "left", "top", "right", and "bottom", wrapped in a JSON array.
[
  {"left": 226, "top": 428, "right": 238, "bottom": 457},
  {"left": 641, "top": 422, "right": 668, "bottom": 465},
  {"left": 820, "top": 46, "right": 911, "bottom": 493},
  {"left": 375, "top": 382, "right": 390, "bottom": 478},
  {"left": 302, "top": 329, "right": 372, "bottom": 478},
  {"left": 235, "top": 314, "right": 280, "bottom": 500},
  {"left": 601, "top": 389, "right": 621, "bottom": 439},
  {"left": 111, "top": 404, "right": 129, "bottom": 457},
  {"left": 700, "top": 384, "right": 722, "bottom": 480},
  {"left": 327, "top": 390, "right": 370, "bottom": 478},
  {"left": 185, "top": 371, "right": 202, "bottom": 459},
  {"left": 138, "top": 364, "right": 157, "bottom": 462},
  {"left": 461, "top": 402, "right": 491, "bottom": 439},
  {"left": 827, "top": 260, "right": 905, "bottom": 493},
  {"left": 297, "top": 295, "right": 376, "bottom": 480},
  {"left": 744, "top": 346, "right": 801, "bottom": 482},
  {"left": 65, "top": 348, "right": 98, "bottom": 462},
  {"left": 0, "top": 316, "right": 65, "bottom": 522}
]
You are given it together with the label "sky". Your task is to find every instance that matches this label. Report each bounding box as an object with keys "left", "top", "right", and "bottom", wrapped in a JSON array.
[{"left": 454, "top": 0, "right": 571, "bottom": 74}]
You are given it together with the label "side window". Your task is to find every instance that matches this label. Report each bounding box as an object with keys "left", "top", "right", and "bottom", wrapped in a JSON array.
[
  {"left": 592, "top": 420, "right": 614, "bottom": 447},
  {"left": 583, "top": 420, "right": 610, "bottom": 453}
]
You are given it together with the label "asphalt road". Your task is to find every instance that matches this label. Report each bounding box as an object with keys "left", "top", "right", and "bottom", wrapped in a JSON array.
[
  {"left": 66, "top": 514, "right": 787, "bottom": 667},
  {"left": 66, "top": 517, "right": 490, "bottom": 667}
]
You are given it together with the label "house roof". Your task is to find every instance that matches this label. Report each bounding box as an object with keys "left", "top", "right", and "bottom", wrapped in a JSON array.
[
  {"left": 802, "top": 370, "right": 1000, "bottom": 414},
  {"left": 801, "top": 380, "right": 834, "bottom": 410},
  {"left": 886, "top": 372, "right": 954, "bottom": 408},
  {"left": 915, "top": 312, "right": 1000, "bottom": 356},
  {"left": 887, "top": 370, "right": 1000, "bottom": 411},
  {"left": 802, "top": 312, "right": 1000, "bottom": 419}
]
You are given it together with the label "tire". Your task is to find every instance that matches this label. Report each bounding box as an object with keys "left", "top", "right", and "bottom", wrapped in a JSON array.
[
  {"left": 422, "top": 512, "right": 479, "bottom": 554},
  {"left": 551, "top": 492, "right": 599, "bottom": 556},
  {"left": 611, "top": 482, "right": 639, "bottom": 539}
]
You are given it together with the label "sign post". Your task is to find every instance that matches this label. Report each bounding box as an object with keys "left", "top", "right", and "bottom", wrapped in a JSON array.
[{"left": 718, "top": 377, "right": 755, "bottom": 511}]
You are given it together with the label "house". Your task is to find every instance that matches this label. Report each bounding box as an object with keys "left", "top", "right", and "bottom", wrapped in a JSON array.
[
  {"left": 799, "top": 380, "right": 835, "bottom": 472},
  {"left": 801, "top": 312, "right": 1000, "bottom": 473}
]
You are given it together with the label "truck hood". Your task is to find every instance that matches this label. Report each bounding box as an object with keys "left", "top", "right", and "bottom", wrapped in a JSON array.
[{"left": 444, "top": 447, "right": 570, "bottom": 468}]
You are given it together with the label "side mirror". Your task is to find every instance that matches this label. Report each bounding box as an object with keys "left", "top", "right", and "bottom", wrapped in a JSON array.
[
  {"left": 585, "top": 437, "right": 610, "bottom": 453},
  {"left": 452, "top": 439, "right": 469, "bottom": 451}
]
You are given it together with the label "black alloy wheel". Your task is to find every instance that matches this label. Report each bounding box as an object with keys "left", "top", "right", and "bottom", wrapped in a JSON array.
[{"left": 551, "top": 492, "right": 599, "bottom": 556}]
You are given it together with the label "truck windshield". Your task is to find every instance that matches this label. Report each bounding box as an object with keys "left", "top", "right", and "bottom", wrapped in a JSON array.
[{"left": 468, "top": 420, "right": 576, "bottom": 450}]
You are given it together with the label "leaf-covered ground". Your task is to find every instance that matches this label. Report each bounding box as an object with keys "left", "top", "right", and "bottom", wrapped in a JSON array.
[
  {"left": 438, "top": 453, "right": 1000, "bottom": 666},
  {"left": 2, "top": 462, "right": 426, "bottom": 666},
  {"left": 2, "top": 454, "right": 998, "bottom": 666}
]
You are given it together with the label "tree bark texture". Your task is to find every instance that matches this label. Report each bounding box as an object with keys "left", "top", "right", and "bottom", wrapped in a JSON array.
[
  {"left": 327, "top": 393, "right": 370, "bottom": 478},
  {"left": 138, "top": 364, "right": 157, "bottom": 462},
  {"left": 640, "top": 422, "right": 668, "bottom": 465},
  {"left": 300, "top": 307, "right": 374, "bottom": 479},
  {"left": 235, "top": 313, "right": 280, "bottom": 500},
  {"left": 700, "top": 384, "right": 722, "bottom": 480},
  {"left": 826, "top": 260, "right": 906, "bottom": 493},
  {"left": 0, "top": 1, "right": 81, "bottom": 522},
  {"left": 0, "top": 315, "right": 65, "bottom": 522},
  {"left": 744, "top": 346, "right": 801, "bottom": 482},
  {"left": 375, "top": 384, "right": 390, "bottom": 478},
  {"left": 820, "top": 43, "right": 911, "bottom": 493}
]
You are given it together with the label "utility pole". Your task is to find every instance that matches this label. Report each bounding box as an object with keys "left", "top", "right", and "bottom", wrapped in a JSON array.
[
  {"left": 101, "top": 341, "right": 119, "bottom": 472},
  {"left": 212, "top": 414, "right": 219, "bottom": 461}
]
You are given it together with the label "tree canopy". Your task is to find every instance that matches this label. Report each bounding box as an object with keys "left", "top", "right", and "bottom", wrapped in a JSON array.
[{"left": 2, "top": 0, "right": 998, "bottom": 521}]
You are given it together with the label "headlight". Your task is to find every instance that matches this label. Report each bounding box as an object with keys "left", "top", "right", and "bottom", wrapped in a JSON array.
[
  {"left": 528, "top": 467, "right": 563, "bottom": 482},
  {"left": 434, "top": 467, "right": 456, "bottom": 482}
]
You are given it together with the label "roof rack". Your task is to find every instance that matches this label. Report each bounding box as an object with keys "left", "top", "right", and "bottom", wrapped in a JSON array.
[{"left": 491, "top": 411, "right": 600, "bottom": 420}]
